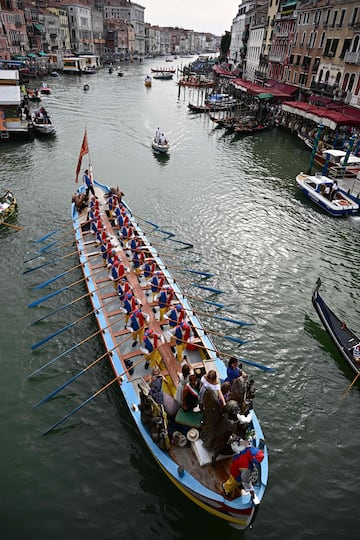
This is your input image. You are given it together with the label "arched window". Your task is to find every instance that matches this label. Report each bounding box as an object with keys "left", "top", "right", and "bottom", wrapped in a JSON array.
[
  {"left": 319, "top": 31, "right": 326, "bottom": 48},
  {"left": 335, "top": 72, "right": 341, "bottom": 85},
  {"left": 342, "top": 72, "right": 349, "bottom": 91},
  {"left": 324, "top": 70, "right": 330, "bottom": 82},
  {"left": 318, "top": 68, "right": 323, "bottom": 82},
  {"left": 348, "top": 73, "right": 355, "bottom": 92},
  {"left": 352, "top": 35, "right": 359, "bottom": 53},
  {"left": 355, "top": 76, "right": 360, "bottom": 97}
]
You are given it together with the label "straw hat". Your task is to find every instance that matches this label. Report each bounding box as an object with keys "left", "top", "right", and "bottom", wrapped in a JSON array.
[{"left": 186, "top": 428, "right": 199, "bottom": 442}]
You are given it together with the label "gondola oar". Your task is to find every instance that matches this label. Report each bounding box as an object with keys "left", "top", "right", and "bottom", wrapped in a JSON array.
[
  {"left": 43, "top": 354, "right": 151, "bottom": 436},
  {"left": 33, "top": 228, "right": 61, "bottom": 243},
  {"left": 185, "top": 294, "right": 225, "bottom": 309},
  {"left": 34, "top": 331, "right": 136, "bottom": 406},
  {"left": 28, "top": 267, "right": 105, "bottom": 308},
  {"left": 31, "top": 295, "right": 119, "bottom": 350},
  {"left": 23, "top": 249, "right": 81, "bottom": 274},
  {"left": 0, "top": 220, "right": 23, "bottom": 231},
  {"left": 194, "top": 309, "right": 253, "bottom": 327},
  {"left": 340, "top": 372, "right": 360, "bottom": 400},
  {"left": 191, "top": 283, "right": 224, "bottom": 295},
  {"left": 25, "top": 239, "right": 78, "bottom": 262},
  {"left": 33, "top": 262, "right": 84, "bottom": 289},
  {"left": 191, "top": 325, "right": 247, "bottom": 345},
  {"left": 28, "top": 311, "right": 126, "bottom": 377}
]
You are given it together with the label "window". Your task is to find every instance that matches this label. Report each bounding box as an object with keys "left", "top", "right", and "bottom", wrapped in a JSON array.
[
  {"left": 350, "top": 7, "right": 358, "bottom": 26},
  {"left": 352, "top": 35, "right": 359, "bottom": 53},
  {"left": 339, "top": 9, "right": 346, "bottom": 27},
  {"left": 340, "top": 38, "right": 351, "bottom": 58},
  {"left": 319, "top": 31, "right": 325, "bottom": 48},
  {"left": 331, "top": 11, "right": 338, "bottom": 27},
  {"left": 348, "top": 73, "right": 355, "bottom": 92}
]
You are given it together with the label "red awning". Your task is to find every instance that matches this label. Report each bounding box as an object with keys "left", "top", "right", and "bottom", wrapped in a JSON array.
[
  {"left": 230, "top": 78, "right": 291, "bottom": 99},
  {"left": 282, "top": 101, "right": 360, "bottom": 129},
  {"left": 265, "top": 80, "right": 298, "bottom": 95},
  {"left": 213, "top": 65, "right": 236, "bottom": 78}
]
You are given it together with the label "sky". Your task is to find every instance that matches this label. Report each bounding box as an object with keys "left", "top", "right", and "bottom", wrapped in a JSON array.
[{"left": 142, "top": 1, "right": 240, "bottom": 36}]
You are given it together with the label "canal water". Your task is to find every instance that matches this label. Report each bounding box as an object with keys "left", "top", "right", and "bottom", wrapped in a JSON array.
[{"left": 1, "top": 59, "right": 359, "bottom": 540}]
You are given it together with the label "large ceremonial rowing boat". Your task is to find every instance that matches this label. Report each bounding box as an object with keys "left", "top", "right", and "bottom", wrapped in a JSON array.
[{"left": 29, "top": 164, "right": 269, "bottom": 528}]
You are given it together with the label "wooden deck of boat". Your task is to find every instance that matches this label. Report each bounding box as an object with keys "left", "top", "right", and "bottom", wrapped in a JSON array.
[{"left": 74, "top": 186, "right": 234, "bottom": 494}]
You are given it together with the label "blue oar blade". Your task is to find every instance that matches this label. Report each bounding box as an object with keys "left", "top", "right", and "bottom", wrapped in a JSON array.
[
  {"left": 185, "top": 269, "right": 214, "bottom": 278},
  {"left": 158, "top": 229, "right": 176, "bottom": 237},
  {"left": 39, "top": 239, "right": 59, "bottom": 252},
  {"left": 28, "top": 342, "right": 80, "bottom": 377},
  {"left": 170, "top": 238, "right": 194, "bottom": 248},
  {"left": 43, "top": 394, "right": 96, "bottom": 436},
  {"left": 202, "top": 300, "right": 225, "bottom": 309},
  {"left": 30, "top": 301, "right": 73, "bottom": 325},
  {"left": 31, "top": 322, "right": 75, "bottom": 350},
  {"left": 213, "top": 315, "right": 253, "bottom": 326},
  {"left": 224, "top": 335, "right": 247, "bottom": 345},
  {"left": 28, "top": 286, "right": 67, "bottom": 308},
  {"left": 33, "top": 229, "right": 61, "bottom": 243},
  {"left": 34, "top": 369, "right": 85, "bottom": 407},
  {"left": 33, "top": 271, "right": 68, "bottom": 290},
  {"left": 144, "top": 220, "right": 159, "bottom": 229},
  {"left": 192, "top": 283, "right": 224, "bottom": 295},
  {"left": 23, "top": 258, "right": 58, "bottom": 274},
  {"left": 238, "top": 357, "right": 275, "bottom": 372}
]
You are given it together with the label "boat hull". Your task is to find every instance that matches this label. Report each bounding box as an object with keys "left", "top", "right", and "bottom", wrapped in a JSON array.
[
  {"left": 152, "top": 140, "right": 170, "bottom": 153},
  {"left": 312, "top": 280, "right": 360, "bottom": 376},
  {"left": 71, "top": 179, "right": 268, "bottom": 528},
  {"left": 296, "top": 173, "right": 359, "bottom": 216},
  {"left": 0, "top": 190, "right": 17, "bottom": 224}
]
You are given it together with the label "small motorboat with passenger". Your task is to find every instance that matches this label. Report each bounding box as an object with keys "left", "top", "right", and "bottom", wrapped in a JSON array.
[{"left": 295, "top": 172, "right": 359, "bottom": 216}]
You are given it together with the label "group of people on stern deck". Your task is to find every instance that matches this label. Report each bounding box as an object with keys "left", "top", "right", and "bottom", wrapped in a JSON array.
[{"left": 81, "top": 186, "right": 264, "bottom": 501}]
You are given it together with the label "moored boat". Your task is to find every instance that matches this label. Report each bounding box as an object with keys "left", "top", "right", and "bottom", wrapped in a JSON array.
[
  {"left": 0, "top": 189, "right": 17, "bottom": 225},
  {"left": 151, "top": 68, "right": 176, "bottom": 74},
  {"left": 312, "top": 278, "right": 360, "bottom": 376},
  {"left": 28, "top": 138, "right": 269, "bottom": 529},
  {"left": 153, "top": 72, "right": 173, "bottom": 80},
  {"left": 295, "top": 172, "right": 359, "bottom": 216},
  {"left": 31, "top": 107, "right": 56, "bottom": 135}
]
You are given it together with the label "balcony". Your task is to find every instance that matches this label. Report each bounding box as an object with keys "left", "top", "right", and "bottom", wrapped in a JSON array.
[
  {"left": 310, "top": 81, "right": 339, "bottom": 97},
  {"left": 268, "top": 54, "right": 283, "bottom": 63},
  {"left": 344, "top": 51, "right": 360, "bottom": 64}
]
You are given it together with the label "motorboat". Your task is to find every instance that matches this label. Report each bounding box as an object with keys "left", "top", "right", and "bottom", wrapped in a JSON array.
[
  {"left": 295, "top": 172, "right": 359, "bottom": 216},
  {"left": 152, "top": 138, "right": 170, "bottom": 154},
  {"left": 153, "top": 72, "right": 173, "bottom": 80},
  {"left": 31, "top": 107, "right": 56, "bottom": 135}
]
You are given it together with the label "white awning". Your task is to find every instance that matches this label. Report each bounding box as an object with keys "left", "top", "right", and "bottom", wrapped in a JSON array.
[{"left": 0, "top": 85, "right": 21, "bottom": 105}]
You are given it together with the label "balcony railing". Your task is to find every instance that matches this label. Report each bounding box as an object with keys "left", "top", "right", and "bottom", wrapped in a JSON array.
[
  {"left": 344, "top": 51, "right": 360, "bottom": 64},
  {"left": 268, "top": 54, "right": 283, "bottom": 63},
  {"left": 310, "top": 81, "right": 339, "bottom": 97}
]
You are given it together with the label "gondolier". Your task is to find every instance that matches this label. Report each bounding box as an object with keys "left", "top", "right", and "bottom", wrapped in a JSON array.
[{"left": 84, "top": 169, "right": 96, "bottom": 198}]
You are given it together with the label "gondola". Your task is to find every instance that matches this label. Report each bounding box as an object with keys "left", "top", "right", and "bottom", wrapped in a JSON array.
[
  {"left": 29, "top": 152, "right": 269, "bottom": 529},
  {"left": 0, "top": 189, "right": 17, "bottom": 226},
  {"left": 312, "top": 278, "right": 360, "bottom": 375}
]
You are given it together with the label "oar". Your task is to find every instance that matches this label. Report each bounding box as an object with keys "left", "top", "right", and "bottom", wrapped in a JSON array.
[
  {"left": 31, "top": 295, "right": 119, "bottom": 350},
  {"left": 33, "top": 262, "right": 84, "bottom": 289},
  {"left": 28, "top": 312, "right": 126, "bottom": 377},
  {"left": 191, "top": 325, "right": 247, "bottom": 345},
  {"left": 23, "top": 249, "right": 81, "bottom": 274},
  {"left": 24, "top": 239, "right": 77, "bottom": 262},
  {"left": 34, "top": 330, "right": 136, "bottom": 406},
  {"left": 185, "top": 294, "right": 225, "bottom": 309},
  {"left": 194, "top": 309, "right": 253, "bottom": 327},
  {"left": 191, "top": 283, "right": 224, "bottom": 295},
  {"left": 33, "top": 228, "right": 61, "bottom": 243},
  {"left": 28, "top": 266, "right": 105, "bottom": 308},
  {"left": 32, "top": 217, "right": 91, "bottom": 244},
  {"left": 43, "top": 354, "right": 152, "bottom": 436},
  {"left": 30, "top": 281, "right": 111, "bottom": 325},
  {"left": 0, "top": 221, "right": 23, "bottom": 231},
  {"left": 340, "top": 372, "right": 360, "bottom": 400}
]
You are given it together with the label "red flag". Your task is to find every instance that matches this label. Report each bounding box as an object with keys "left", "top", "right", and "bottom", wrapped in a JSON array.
[{"left": 75, "top": 130, "right": 89, "bottom": 183}]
